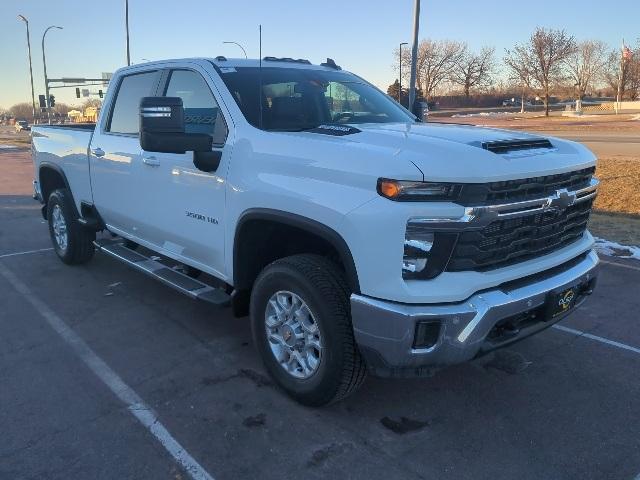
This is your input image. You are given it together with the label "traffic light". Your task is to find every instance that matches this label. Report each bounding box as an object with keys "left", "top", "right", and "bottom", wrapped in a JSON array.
[
  {"left": 76, "top": 88, "right": 81, "bottom": 99},
  {"left": 98, "top": 89, "right": 103, "bottom": 99},
  {"left": 38, "top": 95, "right": 46, "bottom": 108},
  {"left": 49, "top": 95, "right": 56, "bottom": 107}
]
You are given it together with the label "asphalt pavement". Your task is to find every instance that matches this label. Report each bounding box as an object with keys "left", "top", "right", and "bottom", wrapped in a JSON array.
[{"left": 1, "top": 166, "right": 640, "bottom": 479}]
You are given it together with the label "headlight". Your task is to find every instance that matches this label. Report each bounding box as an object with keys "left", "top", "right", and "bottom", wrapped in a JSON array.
[
  {"left": 378, "top": 178, "right": 462, "bottom": 201},
  {"left": 403, "top": 221, "right": 458, "bottom": 279}
]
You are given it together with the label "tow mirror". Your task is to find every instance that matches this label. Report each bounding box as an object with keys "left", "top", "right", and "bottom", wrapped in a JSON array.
[{"left": 139, "top": 97, "right": 221, "bottom": 172}]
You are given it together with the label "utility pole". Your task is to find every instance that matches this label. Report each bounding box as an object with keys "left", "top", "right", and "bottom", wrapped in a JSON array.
[
  {"left": 399, "top": 42, "right": 408, "bottom": 104},
  {"left": 125, "top": 0, "right": 131, "bottom": 66},
  {"left": 408, "top": 0, "right": 420, "bottom": 114},
  {"left": 42, "top": 26, "right": 63, "bottom": 125},
  {"left": 17, "top": 15, "right": 37, "bottom": 124}
]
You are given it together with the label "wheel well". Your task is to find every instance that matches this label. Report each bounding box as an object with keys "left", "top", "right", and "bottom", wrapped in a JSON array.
[
  {"left": 39, "top": 165, "right": 68, "bottom": 205},
  {"left": 232, "top": 211, "right": 360, "bottom": 316}
]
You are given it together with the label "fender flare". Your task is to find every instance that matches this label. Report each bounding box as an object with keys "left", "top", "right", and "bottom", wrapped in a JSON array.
[
  {"left": 38, "top": 162, "right": 79, "bottom": 220},
  {"left": 233, "top": 208, "right": 360, "bottom": 294},
  {"left": 39, "top": 162, "right": 73, "bottom": 200}
]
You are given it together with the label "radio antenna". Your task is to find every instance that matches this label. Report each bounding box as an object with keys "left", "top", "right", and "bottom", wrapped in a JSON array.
[{"left": 258, "top": 24, "right": 263, "bottom": 130}]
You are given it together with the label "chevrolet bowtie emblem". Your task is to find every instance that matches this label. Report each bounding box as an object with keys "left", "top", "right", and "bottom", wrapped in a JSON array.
[{"left": 546, "top": 188, "right": 576, "bottom": 212}]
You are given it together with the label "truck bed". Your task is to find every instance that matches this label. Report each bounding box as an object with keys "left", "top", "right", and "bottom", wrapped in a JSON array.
[{"left": 32, "top": 124, "right": 96, "bottom": 211}]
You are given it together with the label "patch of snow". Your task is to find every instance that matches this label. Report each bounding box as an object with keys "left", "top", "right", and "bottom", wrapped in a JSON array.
[
  {"left": 451, "top": 111, "right": 518, "bottom": 118},
  {"left": 631, "top": 114, "right": 640, "bottom": 121},
  {"left": 0, "top": 145, "right": 18, "bottom": 150},
  {"left": 594, "top": 237, "right": 640, "bottom": 260}
]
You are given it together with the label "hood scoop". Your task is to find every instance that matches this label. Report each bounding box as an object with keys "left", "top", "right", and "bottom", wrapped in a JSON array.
[{"left": 481, "top": 138, "right": 553, "bottom": 154}]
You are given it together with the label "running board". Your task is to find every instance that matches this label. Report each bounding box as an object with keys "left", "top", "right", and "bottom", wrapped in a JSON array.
[{"left": 94, "top": 239, "right": 230, "bottom": 307}]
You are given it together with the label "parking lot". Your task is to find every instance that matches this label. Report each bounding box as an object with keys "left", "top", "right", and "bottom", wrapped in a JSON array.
[{"left": 1, "top": 146, "right": 639, "bottom": 480}]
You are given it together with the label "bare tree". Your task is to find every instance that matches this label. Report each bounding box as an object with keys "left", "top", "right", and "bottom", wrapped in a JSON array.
[
  {"left": 451, "top": 46, "right": 496, "bottom": 98},
  {"left": 80, "top": 98, "right": 103, "bottom": 109},
  {"left": 396, "top": 39, "right": 466, "bottom": 100},
  {"left": 9, "top": 103, "right": 34, "bottom": 121},
  {"left": 53, "top": 103, "right": 71, "bottom": 116},
  {"left": 565, "top": 40, "right": 608, "bottom": 100},
  {"left": 506, "top": 27, "right": 576, "bottom": 116},
  {"left": 613, "top": 39, "right": 640, "bottom": 101},
  {"left": 504, "top": 49, "right": 533, "bottom": 112},
  {"left": 628, "top": 43, "right": 640, "bottom": 100}
]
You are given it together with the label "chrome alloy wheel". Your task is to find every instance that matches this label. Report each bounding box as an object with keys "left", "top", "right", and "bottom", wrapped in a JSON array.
[
  {"left": 265, "top": 290, "right": 323, "bottom": 379},
  {"left": 51, "top": 204, "right": 68, "bottom": 252}
]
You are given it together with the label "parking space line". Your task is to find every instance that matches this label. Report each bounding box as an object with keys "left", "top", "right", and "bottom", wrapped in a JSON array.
[
  {"left": 599, "top": 259, "right": 640, "bottom": 272},
  {"left": 0, "top": 247, "right": 53, "bottom": 259},
  {"left": 0, "top": 262, "right": 215, "bottom": 480},
  {"left": 553, "top": 324, "right": 640, "bottom": 355}
]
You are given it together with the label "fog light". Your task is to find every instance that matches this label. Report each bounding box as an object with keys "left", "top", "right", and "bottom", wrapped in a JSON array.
[{"left": 413, "top": 321, "right": 441, "bottom": 349}]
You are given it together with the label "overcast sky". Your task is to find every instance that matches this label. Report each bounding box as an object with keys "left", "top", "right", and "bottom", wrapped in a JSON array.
[{"left": 1, "top": 0, "right": 638, "bottom": 109}]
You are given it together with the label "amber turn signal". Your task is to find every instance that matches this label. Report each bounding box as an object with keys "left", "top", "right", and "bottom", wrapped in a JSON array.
[{"left": 379, "top": 179, "right": 401, "bottom": 199}]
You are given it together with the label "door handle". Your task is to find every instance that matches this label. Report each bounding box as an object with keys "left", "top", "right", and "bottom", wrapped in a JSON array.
[
  {"left": 142, "top": 156, "right": 160, "bottom": 167},
  {"left": 91, "top": 147, "right": 105, "bottom": 157}
]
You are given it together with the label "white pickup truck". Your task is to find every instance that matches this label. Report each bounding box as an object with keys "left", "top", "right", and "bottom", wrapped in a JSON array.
[{"left": 31, "top": 57, "right": 599, "bottom": 405}]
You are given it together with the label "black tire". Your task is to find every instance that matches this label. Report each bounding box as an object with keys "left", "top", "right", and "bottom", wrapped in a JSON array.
[
  {"left": 250, "top": 254, "right": 366, "bottom": 406},
  {"left": 47, "top": 188, "right": 95, "bottom": 265}
]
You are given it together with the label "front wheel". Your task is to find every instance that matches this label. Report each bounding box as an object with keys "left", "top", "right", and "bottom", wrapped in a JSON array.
[
  {"left": 250, "top": 254, "right": 366, "bottom": 406},
  {"left": 47, "top": 189, "right": 95, "bottom": 265}
]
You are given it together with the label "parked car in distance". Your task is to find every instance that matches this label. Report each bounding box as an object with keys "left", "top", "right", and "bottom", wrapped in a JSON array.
[
  {"left": 31, "top": 56, "right": 599, "bottom": 406},
  {"left": 15, "top": 120, "right": 30, "bottom": 132}
]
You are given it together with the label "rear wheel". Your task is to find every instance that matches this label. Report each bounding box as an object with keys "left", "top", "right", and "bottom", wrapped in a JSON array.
[
  {"left": 250, "top": 254, "right": 366, "bottom": 406},
  {"left": 47, "top": 189, "right": 95, "bottom": 265}
]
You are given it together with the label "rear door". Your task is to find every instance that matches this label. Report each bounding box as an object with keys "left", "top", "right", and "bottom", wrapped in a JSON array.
[
  {"left": 139, "top": 66, "right": 231, "bottom": 278},
  {"left": 89, "top": 69, "right": 161, "bottom": 235}
]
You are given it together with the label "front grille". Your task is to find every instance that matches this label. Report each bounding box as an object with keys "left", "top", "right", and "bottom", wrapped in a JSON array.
[
  {"left": 447, "top": 198, "right": 593, "bottom": 272},
  {"left": 458, "top": 167, "right": 595, "bottom": 205}
]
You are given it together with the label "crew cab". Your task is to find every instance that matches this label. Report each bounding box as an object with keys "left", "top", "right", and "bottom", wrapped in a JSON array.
[{"left": 31, "top": 57, "right": 599, "bottom": 405}]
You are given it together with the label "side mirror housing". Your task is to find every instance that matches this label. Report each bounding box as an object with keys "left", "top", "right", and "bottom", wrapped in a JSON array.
[{"left": 139, "top": 97, "right": 212, "bottom": 154}]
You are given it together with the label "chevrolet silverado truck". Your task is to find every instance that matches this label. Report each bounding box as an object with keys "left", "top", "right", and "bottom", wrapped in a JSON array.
[{"left": 31, "top": 57, "right": 599, "bottom": 406}]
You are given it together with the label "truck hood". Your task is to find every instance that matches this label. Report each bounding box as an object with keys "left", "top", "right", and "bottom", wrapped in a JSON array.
[{"left": 292, "top": 122, "right": 597, "bottom": 183}]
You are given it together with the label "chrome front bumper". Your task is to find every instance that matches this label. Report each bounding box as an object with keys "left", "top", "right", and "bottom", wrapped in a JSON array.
[{"left": 351, "top": 250, "right": 599, "bottom": 377}]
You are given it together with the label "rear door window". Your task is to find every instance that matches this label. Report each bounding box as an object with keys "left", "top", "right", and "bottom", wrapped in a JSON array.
[{"left": 107, "top": 71, "right": 158, "bottom": 135}]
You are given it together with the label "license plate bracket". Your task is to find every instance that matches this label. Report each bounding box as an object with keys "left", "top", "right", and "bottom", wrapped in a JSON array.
[{"left": 545, "top": 284, "right": 580, "bottom": 320}]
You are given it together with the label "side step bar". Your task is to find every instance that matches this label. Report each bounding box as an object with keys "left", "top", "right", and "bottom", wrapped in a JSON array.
[{"left": 94, "top": 239, "right": 230, "bottom": 307}]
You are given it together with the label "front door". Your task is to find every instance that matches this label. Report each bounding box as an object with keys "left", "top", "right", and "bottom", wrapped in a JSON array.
[
  {"left": 90, "top": 69, "right": 161, "bottom": 236},
  {"left": 139, "top": 67, "right": 230, "bottom": 279}
]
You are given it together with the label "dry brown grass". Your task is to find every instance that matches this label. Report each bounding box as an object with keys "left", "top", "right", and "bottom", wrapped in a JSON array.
[{"left": 594, "top": 156, "right": 640, "bottom": 215}]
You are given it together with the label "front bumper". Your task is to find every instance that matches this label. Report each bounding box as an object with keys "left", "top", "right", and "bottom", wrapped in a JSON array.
[{"left": 351, "top": 250, "right": 599, "bottom": 377}]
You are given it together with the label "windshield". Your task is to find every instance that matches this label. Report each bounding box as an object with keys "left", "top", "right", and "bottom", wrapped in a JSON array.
[{"left": 218, "top": 66, "right": 414, "bottom": 131}]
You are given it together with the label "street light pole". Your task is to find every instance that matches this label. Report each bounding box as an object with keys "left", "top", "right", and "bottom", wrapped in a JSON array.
[
  {"left": 125, "top": 0, "right": 131, "bottom": 66},
  {"left": 408, "top": 0, "right": 421, "bottom": 114},
  {"left": 17, "top": 15, "right": 37, "bottom": 124},
  {"left": 42, "top": 25, "right": 63, "bottom": 125},
  {"left": 223, "top": 41, "right": 248, "bottom": 58},
  {"left": 399, "top": 42, "right": 408, "bottom": 104}
]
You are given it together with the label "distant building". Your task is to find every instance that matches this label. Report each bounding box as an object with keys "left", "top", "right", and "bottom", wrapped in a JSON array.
[{"left": 67, "top": 107, "right": 100, "bottom": 123}]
